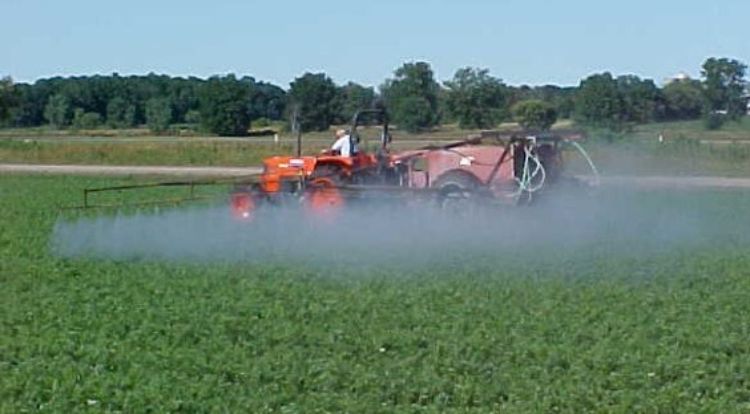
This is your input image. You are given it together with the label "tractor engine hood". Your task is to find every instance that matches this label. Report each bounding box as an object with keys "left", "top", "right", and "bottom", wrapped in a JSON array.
[{"left": 262, "top": 156, "right": 318, "bottom": 176}]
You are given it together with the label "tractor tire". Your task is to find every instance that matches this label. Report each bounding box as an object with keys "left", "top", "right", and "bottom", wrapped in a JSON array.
[
  {"left": 432, "top": 170, "right": 482, "bottom": 216},
  {"left": 305, "top": 164, "right": 345, "bottom": 218},
  {"left": 230, "top": 185, "right": 261, "bottom": 221}
]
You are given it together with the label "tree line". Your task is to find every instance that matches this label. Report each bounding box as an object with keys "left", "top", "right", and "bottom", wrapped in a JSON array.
[{"left": 0, "top": 57, "right": 746, "bottom": 135}]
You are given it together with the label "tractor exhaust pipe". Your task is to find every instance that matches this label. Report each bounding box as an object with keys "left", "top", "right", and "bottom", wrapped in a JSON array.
[{"left": 291, "top": 104, "right": 302, "bottom": 157}]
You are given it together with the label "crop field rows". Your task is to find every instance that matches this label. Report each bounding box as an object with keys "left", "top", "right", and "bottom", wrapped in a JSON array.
[{"left": 2, "top": 175, "right": 750, "bottom": 412}]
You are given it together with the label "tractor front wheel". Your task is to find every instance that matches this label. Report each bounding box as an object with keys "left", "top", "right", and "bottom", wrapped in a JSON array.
[{"left": 230, "top": 190, "right": 259, "bottom": 221}]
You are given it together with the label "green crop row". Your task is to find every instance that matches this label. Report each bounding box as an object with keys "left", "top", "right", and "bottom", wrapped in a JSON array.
[{"left": 1, "top": 175, "right": 750, "bottom": 412}]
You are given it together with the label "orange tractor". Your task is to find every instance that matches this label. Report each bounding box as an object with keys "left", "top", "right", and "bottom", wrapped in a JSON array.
[
  {"left": 229, "top": 109, "right": 598, "bottom": 220},
  {"left": 76, "top": 109, "right": 597, "bottom": 217}
]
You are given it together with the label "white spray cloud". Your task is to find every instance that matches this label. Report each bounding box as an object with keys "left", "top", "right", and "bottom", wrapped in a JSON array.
[{"left": 51, "top": 188, "right": 750, "bottom": 270}]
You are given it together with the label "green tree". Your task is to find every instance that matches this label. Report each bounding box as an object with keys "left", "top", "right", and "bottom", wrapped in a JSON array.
[
  {"left": 72, "top": 108, "right": 102, "bottom": 129},
  {"left": 382, "top": 62, "right": 441, "bottom": 132},
  {"left": 246, "top": 79, "right": 287, "bottom": 121},
  {"left": 536, "top": 86, "right": 576, "bottom": 119},
  {"left": 336, "top": 82, "right": 376, "bottom": 123},
  {"left": 512, "top": 100, "right": 558, "bottom": 130},
  {"left": 701, "top": 57, "right": 747, "bottom": 121},
  {"left": 575, "top": 73, "right": 623, "bottom": 129},
  {"left": 145, "top": 97, "right": 173, "bottom": 133},
  {"left": 3, "top": 73, "right": 289, "bottom": 129},
  {"left": 199, "top": 75, "right": 251, "bottom": 136},
  {"left": 444, "top": 67, "right": 508, "bottom": 129},
  {"left": 0, "top": 76, "right": 18, "bottom": 124},
  {"left": 44, "top": 94, "right": 72, "bottom": 128},
  {"left": 169, "top": 77, "right": 202, "bottom": 123},
  {"left": 555, "top": 94, "right": 576, "bottom": 119},
  {"left": 617, "top": 75, "right": 662, "bottom": 123},
  {"left": 663, "top": 79, "right": 703, "bottom": 120},
  {"left": 288, "top": 73, "right": 338, "bottom": 132},
  {"left": 393, "top": 96, "right": 435, "bottom": 133},
  {"left": 106, "top": 97, "right": 136, "bottom": 128},
  {"left": 185, "top": 110, "right": 201, "bottom": 125}
]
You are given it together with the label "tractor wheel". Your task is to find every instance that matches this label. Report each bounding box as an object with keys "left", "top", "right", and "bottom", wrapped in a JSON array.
[
  {"left": 433, "top": 171, "right": 481, "bottom": 217},
  {"left": 230, "top": 189, "right": 259, "bottom": 221},
  {"left": 305, "top": 165, "right": 345, "bottom": 218}
]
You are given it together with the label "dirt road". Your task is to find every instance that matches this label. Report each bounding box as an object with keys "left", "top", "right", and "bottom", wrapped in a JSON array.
[{"left": 3, "top": 163, "right": 750, "bottom": 189}]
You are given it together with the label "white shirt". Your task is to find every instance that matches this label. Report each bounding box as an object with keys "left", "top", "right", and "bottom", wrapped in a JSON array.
[{"left": 331, "top": 134, "right": 355, "bottom": 156}]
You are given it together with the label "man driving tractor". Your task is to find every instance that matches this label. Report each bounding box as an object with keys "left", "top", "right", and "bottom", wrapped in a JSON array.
[{"left": 330, "top": 128, "right": 357, "bottom": 157}]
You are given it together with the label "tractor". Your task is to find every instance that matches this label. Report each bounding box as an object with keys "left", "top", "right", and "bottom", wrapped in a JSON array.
[
  {"left": 229, "top": 109, "right": 598, "bottom": 220},
  {"left": 74, "top": 108, "right": 597, "bottom": 218}
]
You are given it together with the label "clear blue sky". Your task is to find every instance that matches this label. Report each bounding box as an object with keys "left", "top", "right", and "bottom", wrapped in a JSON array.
[{"left": 3, "top": 0, "right": 748, "bottom": 88}]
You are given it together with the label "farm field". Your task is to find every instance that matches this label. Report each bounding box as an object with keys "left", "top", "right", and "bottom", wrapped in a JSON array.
[
  {"left": 0, "top": 123, "right": 494, "bottom": 168},
  {"left": 579, "top": 139, "right": 750, "bottom": 177},
  {"left": 2, "top": 174, "right": 750, "bottom": 412},
  {"left": 629, "top": 118, "right": 750, "bottom": 143},
  {"left": 0, "top": 139, "right": 292, "bottom": 167},
  {"left": 3, "top": 120, "right": 750, "bottom": 177}
]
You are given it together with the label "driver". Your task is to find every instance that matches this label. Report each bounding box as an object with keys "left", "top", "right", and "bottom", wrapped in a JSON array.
[{"left": 330, "top": 129, "right": 356, "bottom": 157}]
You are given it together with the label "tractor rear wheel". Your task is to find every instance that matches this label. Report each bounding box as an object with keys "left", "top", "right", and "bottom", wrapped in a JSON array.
[{"left": 305, "top": 165, "right": 345, "bottom": 218}]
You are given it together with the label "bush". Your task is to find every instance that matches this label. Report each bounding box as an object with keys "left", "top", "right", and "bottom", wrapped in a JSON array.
[
  {"left": 72, "top": 108, "right": 102, "bottom": 129},
  {"left": 512, "top": 100, "right": 557, "bottom": 131},
  {"left": 253, "top": 117, "right": 271, "bottom": 128},
  {"left": 704, "top": 112, "right": 726, "bottom": 130},
  {"left": 185, "top": 110, "right": 201, "bottom": 125}
]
